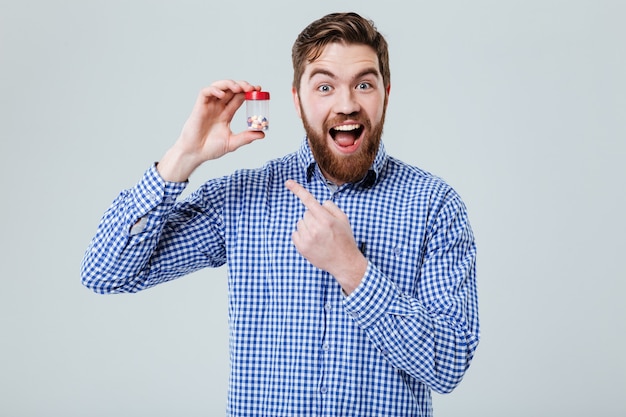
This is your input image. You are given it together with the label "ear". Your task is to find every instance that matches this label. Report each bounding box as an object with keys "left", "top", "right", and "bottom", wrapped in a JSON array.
[
  {"left": 383, "top": 83, "right": 391, "bottom": 109},
  {"left": 292, "top": 86, "right": 302, "bottom": 119}
]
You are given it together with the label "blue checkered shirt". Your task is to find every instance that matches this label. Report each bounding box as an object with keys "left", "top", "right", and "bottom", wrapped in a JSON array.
[{"left": 82, "top": 138, "right": 479, "bottom": 416}]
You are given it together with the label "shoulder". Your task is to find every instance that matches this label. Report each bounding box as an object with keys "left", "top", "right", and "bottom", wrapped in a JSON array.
[
  {"left": 384, "top": 157, "right": 474, "bottom": 237},
  {"left": 383, "top": 156, "right": 456, "bottom": 200},
  {"left": 228, "top": 151, "right": 301, "bottom": 184},
  {"left": 193, "top": 151, "right": 303, "bottom": 201}
]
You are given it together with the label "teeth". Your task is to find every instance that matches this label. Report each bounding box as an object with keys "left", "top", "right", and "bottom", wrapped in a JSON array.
[{"left": 333, "top": 124, "right": 360, "bottom": 131}]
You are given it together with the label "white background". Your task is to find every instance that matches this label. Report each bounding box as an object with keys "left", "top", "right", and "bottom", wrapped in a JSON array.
[{"left": 1, "top": 0, "right": 624, "bottom": 415}]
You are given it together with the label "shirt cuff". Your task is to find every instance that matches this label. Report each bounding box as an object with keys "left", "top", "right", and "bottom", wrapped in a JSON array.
[
  {"left": 342, "top": 261, "right": 398, "bottom": 329},
  {"left": 132, "top": 163, "right": 188, "bottom": 215}
]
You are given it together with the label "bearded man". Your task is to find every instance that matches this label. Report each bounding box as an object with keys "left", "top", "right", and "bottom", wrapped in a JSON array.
[{"left": 82, "top": 12, "right": 480, "bottom": 417}]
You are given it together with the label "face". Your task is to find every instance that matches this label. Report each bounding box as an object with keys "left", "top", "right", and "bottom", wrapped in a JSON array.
[{"left": 293, "top": 42, "right": 390, "bottom": 185}]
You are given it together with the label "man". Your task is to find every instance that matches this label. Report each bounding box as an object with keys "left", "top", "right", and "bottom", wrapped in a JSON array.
[{"left": 82, "top": 12, "right": 479, "bottom": 416}]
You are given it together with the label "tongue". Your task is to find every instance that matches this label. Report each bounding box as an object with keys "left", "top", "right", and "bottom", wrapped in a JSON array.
[{"left": 334, "top": 132, "right": 356, "bottom": 147}]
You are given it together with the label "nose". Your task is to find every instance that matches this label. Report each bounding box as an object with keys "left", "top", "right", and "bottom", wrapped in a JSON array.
[{"left": 333, "top": 87, "right": 360, "bottom": 115}]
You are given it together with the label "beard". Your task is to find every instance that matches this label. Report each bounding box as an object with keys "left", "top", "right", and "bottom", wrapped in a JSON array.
[{"left": 301, "top": 105, "right": 386, "bottom": 184}]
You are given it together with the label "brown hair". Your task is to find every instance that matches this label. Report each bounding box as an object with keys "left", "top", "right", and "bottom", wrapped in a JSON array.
[{"left": 292, "top": 12, "right": 390, "bottom": 92}]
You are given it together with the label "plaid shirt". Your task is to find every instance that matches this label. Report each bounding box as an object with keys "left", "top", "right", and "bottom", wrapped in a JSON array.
[{"left": 82, "top": 138, "right": 480, "bottom": 416}]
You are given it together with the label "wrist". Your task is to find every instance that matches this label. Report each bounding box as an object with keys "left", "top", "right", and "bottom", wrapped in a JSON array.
[
  {"left": 337, "top": 255, "right": 368, "bottom": 295},
  {"left": 157, "top": 145, "right": 202, "bottom": 182}
]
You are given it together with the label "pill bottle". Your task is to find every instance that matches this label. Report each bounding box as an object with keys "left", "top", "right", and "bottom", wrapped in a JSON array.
[{"left": 245, "top": 91, "right": 270, "bottom": 131}]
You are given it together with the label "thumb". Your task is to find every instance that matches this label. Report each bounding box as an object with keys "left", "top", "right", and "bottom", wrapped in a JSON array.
[{"left": 227, "top": 130, "right": 266, "bottom": 152}]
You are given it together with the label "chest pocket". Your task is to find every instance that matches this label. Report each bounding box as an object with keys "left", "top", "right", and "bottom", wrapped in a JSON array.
[{"left": 371, "top": 242, "right": 421, "bottom": 293}]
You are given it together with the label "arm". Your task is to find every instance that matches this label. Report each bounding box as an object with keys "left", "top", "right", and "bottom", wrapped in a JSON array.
[
  {"left": 286, "top": 180, "right": 479, "bottom": 393},
  {"left": 81, "top": 80, "right": 265, "bottom": 293},
  {"left": 285, "top": 179, "right": 368, "bottom": 294},
  {"left": 81, "top": 165, "right": 190, "bottom": 293},
  {"left": 343, "top": 193, "right": 479, "bottom": 394}
]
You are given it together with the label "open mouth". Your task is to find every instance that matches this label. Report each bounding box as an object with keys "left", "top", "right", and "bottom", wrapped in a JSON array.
[{"left": 330, "top": 123, "right": 364, "bottom": 148}]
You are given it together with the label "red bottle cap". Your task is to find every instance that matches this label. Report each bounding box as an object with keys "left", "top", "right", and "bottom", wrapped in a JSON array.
[{"left": 245, "top": 91, "right": 270, "bottom": 100}]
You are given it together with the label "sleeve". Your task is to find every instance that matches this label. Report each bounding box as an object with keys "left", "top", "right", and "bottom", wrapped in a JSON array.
[
  {"left": 80, "top": 164, "right": 227, "bottom": 294},
  {"left": 342, "top": 191, "right": 480, "bottom": 394}
]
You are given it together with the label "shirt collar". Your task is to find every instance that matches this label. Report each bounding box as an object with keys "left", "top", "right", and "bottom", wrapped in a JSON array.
[{"left": 296, "top": 136, "right": 387, "bottom": 188}]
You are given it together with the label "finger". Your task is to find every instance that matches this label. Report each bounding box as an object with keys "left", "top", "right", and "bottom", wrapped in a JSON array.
[
  {"left": 201, "top": 80, "right": 260, "bottom": 97},
  {"left": 196, "top": 85, "right": 243, "bottom": 122},
  {"left": 227, "top": 130, "right": 266, "bottom": 152},
  {"left": 224, "top": 81, "right": 261, "bottom": 112},
  {"left": 295, "top": 218, "right": 309, "bottom": 234},
  {"left": 222, "top": 92, "right": 246, "bottom": 117},
  {"left": 235, "top": 80, "right": 262, "bottom": 92},
  {"left": 199, "top": 84, "right": 228, "bottom": 101},
  {"left": 291, "top": 229, "right": 303, "bottom": 251},
  {"left": 206, "top": 80, "right": 241, "bottom": 94},
  {"left": 291, "top": 222, "right": 312, "bottom": 252},
  {"left": 285, "top": 180, "right": 324, "bottom": 214},
  {"left": 321, "top": 199, "right": 346, "bottom": 219}
]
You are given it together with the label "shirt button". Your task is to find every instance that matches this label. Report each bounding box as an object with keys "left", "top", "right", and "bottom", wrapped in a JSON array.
[
  {"left": 324, "top": 302, "right": 332, "bottom": 312},
  {"left": 349, "top": 311, "right": 359, "bottom": 319},
  {"left": 320, "top": 386, "right": 328, "bottom": 394},
  {"left": 322, "top": 343, "right": 330, "bottom": 351}
]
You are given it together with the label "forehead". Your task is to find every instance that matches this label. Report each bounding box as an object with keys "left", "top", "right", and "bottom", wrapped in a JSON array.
[{"left": 303, "top": 42, "right": 380, "bottom": 79}]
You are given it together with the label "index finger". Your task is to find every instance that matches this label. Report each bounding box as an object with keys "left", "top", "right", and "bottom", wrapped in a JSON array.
[
  {"left": 285, "top": 180, "right": 324, "bottom": 213},
  {"left": 199, "top": 80, "right": 261, "bottom": 103}
]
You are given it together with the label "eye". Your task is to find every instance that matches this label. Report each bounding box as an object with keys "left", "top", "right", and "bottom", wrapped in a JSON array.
[
  {"left": 317, "top": 84, "right": 332, "bottom": 93},
  {"left": 356, "top": 82, "right": 372, "bottom": 91}
]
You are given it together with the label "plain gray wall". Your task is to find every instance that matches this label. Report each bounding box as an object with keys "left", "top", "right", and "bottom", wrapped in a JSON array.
[{"left": 1, "top": 0, "right": 624, "bottom": 415}]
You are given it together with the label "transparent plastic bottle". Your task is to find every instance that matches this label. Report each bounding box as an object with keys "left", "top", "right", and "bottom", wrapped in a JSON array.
[{"left": 245, "top": 91, "right": 270, "bottom": 131}]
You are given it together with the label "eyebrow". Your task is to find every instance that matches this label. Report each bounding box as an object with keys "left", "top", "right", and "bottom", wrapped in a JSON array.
[{"left": 308, "top": 67, "right": 381, "bottom": 82}]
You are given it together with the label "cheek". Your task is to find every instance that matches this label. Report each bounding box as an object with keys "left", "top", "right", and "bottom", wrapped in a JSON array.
[
  {"left": 301, "top": 103, "right": 326, "bottom": 128},
  {"left": 366, "top": 97, "right": 386, "bottom": 123}
]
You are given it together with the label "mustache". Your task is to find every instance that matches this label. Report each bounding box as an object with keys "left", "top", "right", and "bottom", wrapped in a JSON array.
[{"left": 325, "top": 113, "right": 371, "bottom": 129}]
